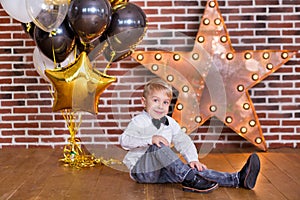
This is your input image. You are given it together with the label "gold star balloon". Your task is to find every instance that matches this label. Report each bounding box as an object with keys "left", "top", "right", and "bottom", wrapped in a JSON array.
[
  {"left": 131, "top": 0, "right": 296, "bottom": 151},
  {"left": 45, "top": 52, "right": 117, "bottom": 114}
]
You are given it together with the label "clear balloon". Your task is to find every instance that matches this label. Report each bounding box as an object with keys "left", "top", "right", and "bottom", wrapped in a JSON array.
[
  {"left": 33, "top": 47, "right": 76, "bottom": 82},
  {"left": 102, "top": 45, "right": 132, "bottom": 63},
  {"left": 85, "top": 35, "right": 108, "bottom": 61},
  {"left": 26, "top": 0, "right": 69, "bottom": 32},
  {"left": 76, "top": 36, "right": 106, "bottom": 55},
  {"left": 67, "top": 0, "right": 112, "bottom": 44},
  {"left": 33, "top": 47, "right": 54, "bottom": 82},
  {"left": 1, "top": 0, "right": 32, "bottom": 22}
]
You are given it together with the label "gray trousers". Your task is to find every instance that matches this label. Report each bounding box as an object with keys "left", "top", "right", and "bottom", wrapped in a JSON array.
[{"left": 131, "top": 144, "right": 239, "bottom": 187}]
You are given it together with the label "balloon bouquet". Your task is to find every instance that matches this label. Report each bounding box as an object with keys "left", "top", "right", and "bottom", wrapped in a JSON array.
[{"left": 1, "top": 0, "right": 147, "bottom": 168}]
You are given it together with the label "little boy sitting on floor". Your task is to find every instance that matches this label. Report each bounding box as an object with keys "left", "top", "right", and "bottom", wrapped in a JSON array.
[{"left": 120, "top": 78, "right": 260, "bottom": 193}]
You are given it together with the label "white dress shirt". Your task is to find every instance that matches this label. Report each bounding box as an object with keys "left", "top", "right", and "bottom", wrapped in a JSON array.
[{"left": 120, "top": 110, "right": 199, "bottom": 171}]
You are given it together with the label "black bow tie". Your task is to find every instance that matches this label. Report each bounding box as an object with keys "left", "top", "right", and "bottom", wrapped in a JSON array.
[{"left": 152, "top": 116, "right": 169, "bottom": 129}]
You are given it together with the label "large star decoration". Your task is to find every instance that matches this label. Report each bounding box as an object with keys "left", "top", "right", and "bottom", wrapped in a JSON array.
[
  {"left": 131, "top": 0, "right": 296, "bottom": 151},
  {"left": 45, "top": 52, "right": 117, "bottom": 114}
]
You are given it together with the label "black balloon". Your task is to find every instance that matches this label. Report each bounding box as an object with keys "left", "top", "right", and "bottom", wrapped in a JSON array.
[
  {"left": 34, "top": 19, "right": 76, "bottom": 63},
  {"left": 106, "top": 2, "right": 147, "bottom": 53},
  {"left": 68, "top": 0, "right": 112, "bottom": 44}
]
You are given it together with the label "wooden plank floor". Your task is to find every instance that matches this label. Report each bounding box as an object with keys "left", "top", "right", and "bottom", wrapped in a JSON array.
[{"left": 0, "top": 148, "right": 299, "bottom": 200}]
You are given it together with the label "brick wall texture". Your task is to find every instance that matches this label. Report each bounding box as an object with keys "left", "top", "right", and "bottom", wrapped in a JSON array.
[{"left": 0, "top": 0, "right": 299, "bottom": 151}]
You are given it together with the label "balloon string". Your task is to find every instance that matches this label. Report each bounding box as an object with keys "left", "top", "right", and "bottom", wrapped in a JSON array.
[
  {"left": 73, "top": 45, "right": 78, "bottom": 61},
  {"left": 61, "top": 110, "right": 82, "bottom": 137},
  {"left": 51, "top": 40, "right": 57, "bottom": 68},
  {"left": 82, "top": 41, "right": 88, "bottom": 52},
  {"left": 26, "top": 23, "right": 31, "bottom": 33},
  {"left": 48, "top": 87, "right": 54, "bottom": 99},
  {"left": 104, "top": 51, "right": 116, "bottom": 74}
]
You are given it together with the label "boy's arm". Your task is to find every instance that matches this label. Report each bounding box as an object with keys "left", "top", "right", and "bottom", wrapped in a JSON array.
[
  {"left": 171, "top": 121, "right": 199, "bottom": 163},
  {"left": 173, "top": 135, "right": 199, "bottom": 163},
  {"left": 120, "top": 120, "right": 153, "bottom": 150},
  {"left": 189, "top": 161, "right": 207, "bottom": 171}
]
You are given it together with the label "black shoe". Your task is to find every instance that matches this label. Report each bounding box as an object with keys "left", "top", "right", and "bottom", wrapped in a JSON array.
[
  {"left": 238, "top": 153, "right": 260, "bottom": 189},
  {"left": 182, "top": 175, "right": 218, "bottom": 193}
]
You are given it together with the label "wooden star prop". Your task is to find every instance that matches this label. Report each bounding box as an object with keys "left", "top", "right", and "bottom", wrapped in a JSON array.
[
  {"left": 131, "top": 0, "right": 296, "bottom": 151},
  {"left": 45, "top": 52, "right": 116, "bottom": 114}
]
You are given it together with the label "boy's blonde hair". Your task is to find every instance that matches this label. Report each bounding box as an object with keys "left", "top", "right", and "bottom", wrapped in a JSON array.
[{"left": 143, "top": 78, "right": 173, "bottom": 99}]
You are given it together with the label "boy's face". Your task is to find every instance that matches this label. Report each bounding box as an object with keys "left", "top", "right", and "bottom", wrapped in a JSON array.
[{"left": 142, "top": 89, "right": 171, "bottom": 119}]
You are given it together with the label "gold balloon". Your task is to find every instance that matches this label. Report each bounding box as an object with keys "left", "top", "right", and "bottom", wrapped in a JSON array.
[
  {"left": 109, "top": 0, "right": 129, "bottom": 8},
  {"left": 131, "top": 0, "right": 296, "bottom": 151},
  {"left": 45, "top": 52, "right": 117, "bottom": 114}
]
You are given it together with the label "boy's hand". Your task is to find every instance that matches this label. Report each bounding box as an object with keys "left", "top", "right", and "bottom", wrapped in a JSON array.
[
  {"left": 152, "top": 135, "right": 169, "bottom": 147},
  {"left": 189, "top": 161, "right": 207, "bottom": 171}
]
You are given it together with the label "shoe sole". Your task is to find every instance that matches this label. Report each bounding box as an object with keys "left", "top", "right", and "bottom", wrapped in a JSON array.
[
  {"left": 182, "top": 183, "right": 219, "bottom": 193},
  {"left": 244, "top": 153, "right": 260, "bottom": 189}
]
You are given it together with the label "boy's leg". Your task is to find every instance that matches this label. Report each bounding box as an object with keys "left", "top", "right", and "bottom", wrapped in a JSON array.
[
  {"left": 197, "top": 153, "right": 260, "bottom": 189},
  {"left": 237, "top": 153, "right": 260, "bottom": 189},
  {"left": 131, "top": 144, "right": 218, "bottom": 193},
  {"left": 197, "top": 169, "right": 239, "bottom": 188},
  {"left": 131, "top": 144, "right": 191, "bottom": 183}
]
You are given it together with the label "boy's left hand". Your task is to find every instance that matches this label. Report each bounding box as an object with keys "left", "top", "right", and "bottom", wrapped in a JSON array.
[{"left": 189, "top": 161, "right": 207, "bottom": 171}]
